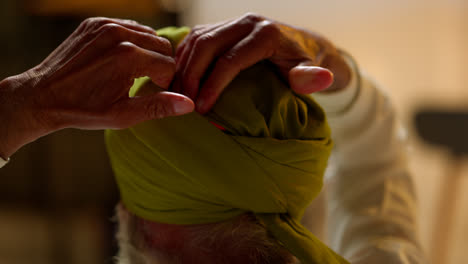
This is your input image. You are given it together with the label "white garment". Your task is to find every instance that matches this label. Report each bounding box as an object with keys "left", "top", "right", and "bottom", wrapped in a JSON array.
[
  {"left": 0, "top": 156, "right": 8, "bottom": 168},
  {"left": 308, "top": 59, "right": 427, "bottom": 263}
]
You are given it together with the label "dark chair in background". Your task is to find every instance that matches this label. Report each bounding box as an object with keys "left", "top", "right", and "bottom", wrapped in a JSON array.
[{"left": 414, "top": 109, "right": 468, "bottom": 264}]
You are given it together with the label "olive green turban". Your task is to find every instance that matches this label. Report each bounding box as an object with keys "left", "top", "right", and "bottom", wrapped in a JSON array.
[{"left": 106, "top": 27, "right": 349, "bottom": 264}]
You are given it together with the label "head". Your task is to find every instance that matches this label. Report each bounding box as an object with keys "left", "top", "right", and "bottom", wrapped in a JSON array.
[
  {"left": 107, "top": 25, "right": 336, "bottom": 264},
  {"left": 114, "top": 204, "right": 296, "bottom": 264}
]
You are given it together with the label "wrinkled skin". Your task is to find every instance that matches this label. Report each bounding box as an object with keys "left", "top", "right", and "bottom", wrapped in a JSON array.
[
  {"left": 0, "top": 17, "right": 194, "bottom": 158},
  {"left": 173, "top": 13, "right": 350, "bottom": 113}
]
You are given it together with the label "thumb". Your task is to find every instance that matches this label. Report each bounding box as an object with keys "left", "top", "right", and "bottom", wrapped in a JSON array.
[
  {"left": 110, "top": 91, "right": 194, "bottom": 128},
  {"left": 288, "top": 65, "right": 334, "bottom": 94}
]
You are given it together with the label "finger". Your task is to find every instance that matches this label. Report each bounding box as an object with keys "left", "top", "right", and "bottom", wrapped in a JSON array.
[
  {"left": 112, "top": 42, "right": 176, "bottom": 89},
  {"left": 110, "top": 18, "right": 156, "bottom": 34},
  {"left": 68, "top": 18, "right": 158, "bottom": 59},
  {"left": 107, "top": 91, "right": 194, "bottom": 128},
  {"left": 175, "top": 21, "right": 228, "bottom": 61},
  {"left": 136, "top": 50, "right": 176, "bottom": 89},
  {"left": 175, "top": 24, "right": 216, "bottom": 69},
  {"left": 66, "top": 26, "right": 173, "bottom": 83},
  {"left": 289, "top": 65, "right": 334, "bottom": 94},
  {"left": 180, "top": 20, "right": 256, "bottom": 99},
  {"left": 93, "top": 23, "right": 172, "bottom": 55},
  {"left": 175, "top": 14, "right": 265, "bottom": 96},
  {"left": 173, "top": 22, "right": 228, "bottom": 94},
  {"left": 195, "top": 26, "right": 277, "bottom": 113},
  {"left": 70, "top": 18, "right": 155, "bottom": 61},
  {"left": 81, "top": 17, "right": 156, "bottom": 36}
]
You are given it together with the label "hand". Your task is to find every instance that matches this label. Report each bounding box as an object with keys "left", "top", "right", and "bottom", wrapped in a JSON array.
[
  {"left": 173, "top": 13, "right": 350, "bottom": 113},
  {"left": 0, "top": 17, "right": 194, "bottom": 158}
]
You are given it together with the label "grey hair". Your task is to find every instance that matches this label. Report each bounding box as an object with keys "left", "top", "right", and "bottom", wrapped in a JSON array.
[
  {"left": 114, "top": 204, "right": 296, "bottom": 264},
  {"left": 114, "top": 204, "right": 153, "bottom": 264}
]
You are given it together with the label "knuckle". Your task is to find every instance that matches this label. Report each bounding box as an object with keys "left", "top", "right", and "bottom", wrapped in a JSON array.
[
  {"left": 82, "top": 17, "right": 97, "bottom": 26},
  {"left": 257, "top": 20, "right": 280, "bottom": 36},
  {"left": 216, "top": 52, "right": 245, "bottom": 76},
  {"left": 80, "top": 18, "right": 90, "bottom": 28},
  {"left": 243, "top": 12, "right": 264, "bottom": 23},
  {"left": 189, "top": 30, "right": 204, "bottom": 42},
  {"left": 115, "top": 41, "right": 138, "bottom": 57},
  {"left": 217, "top": 53, "right": 237, "bottom": 69},
  {"left": 122, "top": 18, "right": 138, "bottom": 25},
  {"left": 79, "top": 17, "right": 97, "bottom": 32},
  {"left": 83, "top": 17, "right": 107, "bottom": 30},
  {"left": 100, "top": 23, "right": 124, "bottom": 38},
  {"left": 193, "top": 33, "right": 214, "bottom": 50},
  {"left": 192, "top": 25, "right": 205, "bottom": 32},
  {"left": 158, "top": 37, "right": 172, "bottom": 54}
]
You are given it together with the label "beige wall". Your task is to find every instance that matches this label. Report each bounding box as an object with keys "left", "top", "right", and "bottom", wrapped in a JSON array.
[{"left": 179, "top": 1, "right": 468, "bottom": 263}]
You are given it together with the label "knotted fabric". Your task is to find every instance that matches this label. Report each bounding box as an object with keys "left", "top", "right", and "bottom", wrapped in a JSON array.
[{"left": 105, "top": 27, "right": 349, "bottom": 264}]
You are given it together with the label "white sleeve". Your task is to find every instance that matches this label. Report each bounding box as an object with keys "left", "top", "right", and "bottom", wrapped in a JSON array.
[
  {"left": 0, "top": 156, "right": 8, "bottom": 168},
  {"left": 311, "top": 55, "right": 427, "bottom": 264}
]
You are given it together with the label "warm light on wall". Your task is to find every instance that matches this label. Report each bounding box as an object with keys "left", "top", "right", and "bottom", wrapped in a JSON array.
[{"left": 25, "top": 0, "right": 161, "bottom": 17}]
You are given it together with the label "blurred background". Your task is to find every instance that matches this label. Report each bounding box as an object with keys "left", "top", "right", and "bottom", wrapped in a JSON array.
[{"left": 1, "top": 0, "right": 467, "bottom": 263}]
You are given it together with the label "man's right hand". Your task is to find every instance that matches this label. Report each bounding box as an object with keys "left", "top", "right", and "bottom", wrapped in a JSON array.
[
  {"left": 0, "top": 17, "right": 194, "bottom": 159},
  {"left": 173, "top": 13, "right": 350, "bottom": 114}
]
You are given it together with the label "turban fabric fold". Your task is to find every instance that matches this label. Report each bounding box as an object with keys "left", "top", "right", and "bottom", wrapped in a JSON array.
[{"left": 106, "top": 27, "right": 349, "bottom": 264}]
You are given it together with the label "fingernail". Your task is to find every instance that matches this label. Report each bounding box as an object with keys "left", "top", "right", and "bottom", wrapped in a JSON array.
[
  {"left": 173, "top": 98, "right": 194, "bottom": 115},
  {"left": 291, "top": 67, "right": 333, "bottom": 93}
]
